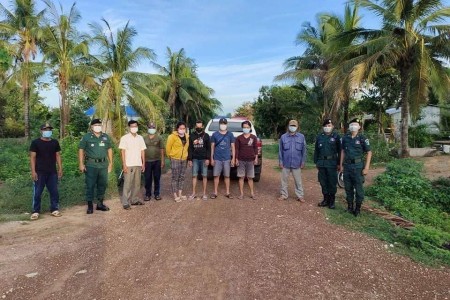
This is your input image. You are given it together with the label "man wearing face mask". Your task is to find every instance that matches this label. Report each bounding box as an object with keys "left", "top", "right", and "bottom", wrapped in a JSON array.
[
  {"left": 119, "top": 120, "right": 147, "bottom": 209},
  {"left": 188, "top": 120, "right": 211, "bottom": 200},
  {"left": 339, "top": 118, "right": 372, "bottom": 216},
  {"left": 29, "top": 123, "right": 63, "bottom": 220},
  {"left": 314, "top": 119, "right": 341, "bottom": 209},
  {"left": 143, "top": 122, "right": 165, "bottom": 201},
  {"left": 210, "top": 118, "right": 235, "bottom": 199},
  {"left": 79, "top": 119, "right": 113, "bottom": 214},
  {"left": 278, "top": 119, "right": 307, "bottom": 202}
]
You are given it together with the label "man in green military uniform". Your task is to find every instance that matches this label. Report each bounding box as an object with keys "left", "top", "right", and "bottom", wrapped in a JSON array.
[
  {"left": 339, "top": 118, "right": 372, "bottom": 216},
  {"left": 78, "top": 119, "right": 113, "bottom": 214},
  {"left": 314, "top": 118, "right": 341, "bottom": 209}
]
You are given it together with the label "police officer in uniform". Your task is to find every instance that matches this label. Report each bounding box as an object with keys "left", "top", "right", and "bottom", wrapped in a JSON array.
[
  {"left": 78, "top": 119, "right": 113, "bottom": 214},
  {"left": 314, "top": 118, "right": 341, "bottom": 209},
  {"left": 339, "top": 118, "right": 372, "bottom": 216}
]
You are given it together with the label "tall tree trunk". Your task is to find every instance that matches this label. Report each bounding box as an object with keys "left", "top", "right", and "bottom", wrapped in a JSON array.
[
  {"left": 59, "top": 89, "right": 65, "bottom": 138},
  {"left": 399, "top": 69, "right": 410, "bottom": 158},
  {"left": 23, "top": 79, "right": 30, "bottom": 139},
  {"left": 343, "top": 98, "right": 349, "bottom": 132}
]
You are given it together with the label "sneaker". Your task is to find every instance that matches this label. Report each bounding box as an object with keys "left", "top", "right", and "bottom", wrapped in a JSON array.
[
  {"left": 144, "top": 196, "right": 151, "bottom": 201},
  {"left": 155, "top": 195, "right": 162, "bottom": 201},
  {"left": 123, "top": 204, "right": 131, "bottom": 210}
]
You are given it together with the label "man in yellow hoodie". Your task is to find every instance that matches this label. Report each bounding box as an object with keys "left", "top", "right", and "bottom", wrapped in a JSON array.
[{"left": 166, "top": 121, "right": 189, "bottom": 202}]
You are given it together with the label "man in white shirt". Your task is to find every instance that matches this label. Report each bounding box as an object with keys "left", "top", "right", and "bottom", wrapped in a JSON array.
[{"left": 119, "top": 120, "right": 147, "bottom": 209}]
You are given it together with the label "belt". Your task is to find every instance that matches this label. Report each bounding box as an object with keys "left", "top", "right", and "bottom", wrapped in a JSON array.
[
  {"left": 320, "top": 155, "right": 336, "bottom": 160},
  {"left": 345, "top": 158, "right": 362, "bottom": 164},
  {"left": 86, "top": 157, "right": 106, "bottom": 163}
]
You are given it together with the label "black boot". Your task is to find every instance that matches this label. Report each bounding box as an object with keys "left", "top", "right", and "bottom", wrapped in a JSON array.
[
  {"left": 87, "top": 201, "right": 94, "bottom": 214},
  {"left": 328, "top": 194, "right": 336, "bottom": 209},
  {"left": 354, "top": 202, "right": 361, "bottom": 217},
  {"left": 96, "top": 200, "right": 110, "bottom": 211},
  {"left": 347, "top": 201, "right": 354, "bottom": 213},
  {"left": 318, "top": 194, "right": 329, "bottom": 207}
]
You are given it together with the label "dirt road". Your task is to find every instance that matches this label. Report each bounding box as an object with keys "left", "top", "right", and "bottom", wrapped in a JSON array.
[{"left": 0, "top": 158, "right": 449, "bottom": 299}]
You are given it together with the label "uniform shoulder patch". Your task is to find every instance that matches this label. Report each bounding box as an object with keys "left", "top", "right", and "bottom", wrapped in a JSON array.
[{"left": 365, "top": 139, "right": 370, "bottom": 145}]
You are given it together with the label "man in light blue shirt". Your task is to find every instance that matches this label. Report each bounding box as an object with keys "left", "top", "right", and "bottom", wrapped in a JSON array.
[{"left": 278, "top": 119, "right": 307, "bottom": 202}]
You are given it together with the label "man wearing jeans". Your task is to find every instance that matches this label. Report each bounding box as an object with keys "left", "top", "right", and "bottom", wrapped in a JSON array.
[
  {"left": 278, "top": 119, "right": 307, "bottom": 202},
  {"left": 188, "top": 120, "right": 211, "bottom": 200},
  {"left": 210, "top": 118, "right": 235, "bottom": 199},
  {"left": 119, "top": 120, "right": 147, "bottom": 209},
  {"left": 143, "top": 122, "right": 165, "bottom": 201},
  {"left": 29, "top": 123, "right": 63, "bottom": 220}
]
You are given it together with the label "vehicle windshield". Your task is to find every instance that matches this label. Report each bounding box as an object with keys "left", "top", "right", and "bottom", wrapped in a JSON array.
[{"left": 208, "top": 121, "right": 246, "bottom": 132}]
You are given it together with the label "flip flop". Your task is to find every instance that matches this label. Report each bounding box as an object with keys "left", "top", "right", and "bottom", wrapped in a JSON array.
[
  {"left": 237, "top": 195, "right": 244, "bottom": 200},
  {"left": 202, "top": 195, "right": 208, "bottom": 200},
  {"left": 51, "top": 210, "right": 62, "bottom": 217},
  {"left": 30, "top": 212, "right": 39, "bottom": 220},
  {"left": 251, "top": 194, "right": 257, "bottom": 200},
  {"left": 210, "top": 194, "right": 217, "bottom": 199},
  {"left": 225, "top": 194, "right": 234, "bottom": 199}
]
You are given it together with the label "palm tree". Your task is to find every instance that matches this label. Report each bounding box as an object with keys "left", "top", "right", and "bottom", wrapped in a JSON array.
[
  {"left": 275, "top": 17, "right": 332, "bottom": 120},
  {"left": 150, "top": 47, "right": 217, "bottom": 124},
  {"left": 88, "top": 19, "right": 162, "bottom": 139},
  {"left": 343, "top": 0, "right": 450, "bottom": 157},
  {"left": 41, "top": 0, "right": 89, "bottom": 138},
  {"left": 0, "top": 0, "right": 45, "bottom": 138}
]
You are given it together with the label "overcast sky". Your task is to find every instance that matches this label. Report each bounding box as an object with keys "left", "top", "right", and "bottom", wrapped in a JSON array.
[{"left": 3, "top": 0, "right": 448, "bottom": 114}]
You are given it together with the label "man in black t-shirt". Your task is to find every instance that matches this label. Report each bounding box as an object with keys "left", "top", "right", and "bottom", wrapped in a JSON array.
[{"left": 29, "top": 123, "right": 63, "bottom": 220}]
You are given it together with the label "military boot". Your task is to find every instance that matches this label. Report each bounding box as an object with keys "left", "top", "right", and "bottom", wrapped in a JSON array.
[
  {"left": 96, "top": 199, "right": 110, "bottom": 211},
  {"left": 328, "top": 194, "right": 336, "bottom": 209},
  {"left": 353, "top": 202, "right": 361, "bottom": 217},
  {"left": 318, "top": 194, "right": 329, "bottom": 207},
  {"left": 87, "top": 201, "right": 94, "bottom": 214},
  {"left": 347, "top": 201, "right": 354, "bottom": 213}
]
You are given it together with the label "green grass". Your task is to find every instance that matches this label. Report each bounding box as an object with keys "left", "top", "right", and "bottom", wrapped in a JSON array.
[{"left": 326, "top": 197, "right": 450, "bottom": 267}]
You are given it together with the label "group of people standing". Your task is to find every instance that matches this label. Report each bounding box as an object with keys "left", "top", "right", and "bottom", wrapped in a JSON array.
[{"left": 28, "top": 116, "right": 371, "bottom": 220}]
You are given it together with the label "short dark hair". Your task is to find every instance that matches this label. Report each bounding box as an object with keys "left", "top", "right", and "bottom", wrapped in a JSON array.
[
  {"left": 176, "top": 121, "right": 186, "bottom": 129},
  {"left": 128, "top": 120, "right": 138, "bottom": 126},
  {"left": 241, "top": 120, "right": 252, "bottom": 128},
  {"left": 195, "top": 120, "right": 203, "bottom": 124}
]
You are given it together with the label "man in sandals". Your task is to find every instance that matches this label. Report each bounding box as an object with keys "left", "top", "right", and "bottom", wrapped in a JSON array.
[
  {"left": 29, "top": 123, "right": 63, "bottom": 220},
  {"left": 188, "top": 120, "right": 211, "bottom": 200},
  {"left": 278, "top": 119, "right": 307, "bottom": 202},
  {"left": 235, "top": 121, "right": 258, "bottom": 199},
  {"left": 210, "top": 118, "right": 235, "bottom": 199},
  {"left": 119, "top": 120, "right": 147, "bottom": 209}
]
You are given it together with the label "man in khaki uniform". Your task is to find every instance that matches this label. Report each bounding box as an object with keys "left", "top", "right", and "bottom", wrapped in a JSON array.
[{"left": 119, "top": 120, "right": 147, "bottom": 209}]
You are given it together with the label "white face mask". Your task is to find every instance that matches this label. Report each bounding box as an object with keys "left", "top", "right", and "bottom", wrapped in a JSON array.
[
  {"left": 288, "top": 126, "right": 297, "bottom": 133},
  {"left": 178, "top": 129, "right": 186, "bottom": 135},
  {"left": 130, "top": 127, "right": 138, "bottom": 134},
  {"left": 219, "top": 124, "right": 227, "bottom": 131},
  {"left": 349, "top": 124, "right": 360, "bottom": 132},
  {"left": 242, "top": 128, "right": 251, "bottom": 134},
  {"left": 323, "top": 126, "right": 332, "bottom": 133},
  {"left": 93, "top": 125, "right": 102, "bottom": 133},
  {"left": 148, "top": 128, "right": 156, "bottom": 135}
]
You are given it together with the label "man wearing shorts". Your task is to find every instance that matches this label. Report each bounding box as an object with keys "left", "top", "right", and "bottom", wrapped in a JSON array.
[
  {"left": 210, "top": 118, "right": 235, "bottom": 199},
  {"left": 235, "top": 121, "right": 258, "bottom": 199},
  {"left": 188, "top": 120, "right": 211, "bottom": 200}
]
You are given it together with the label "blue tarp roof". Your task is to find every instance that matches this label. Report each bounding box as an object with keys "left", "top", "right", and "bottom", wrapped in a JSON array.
[{"left": 85, "top": 106, "right": 139, "bottom": 117}]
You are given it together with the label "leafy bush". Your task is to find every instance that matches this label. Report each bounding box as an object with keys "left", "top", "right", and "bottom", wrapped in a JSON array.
[
  {"left": 366, "top": 159, "right": 450, "bottom": 263},
  {"left": 409, "top": 124, "right": 434, "bottom": 148}
]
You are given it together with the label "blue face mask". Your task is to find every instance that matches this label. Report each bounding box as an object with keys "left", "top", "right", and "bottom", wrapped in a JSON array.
[
  {"left": 242, "top": 128, "right": 251, "bottom": 134},
  {"left": 288, "top": 126, "right": 297, "bottom": 133},
  {"left": 42, "top": 130, "right": 52, "bottom": 138}
]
